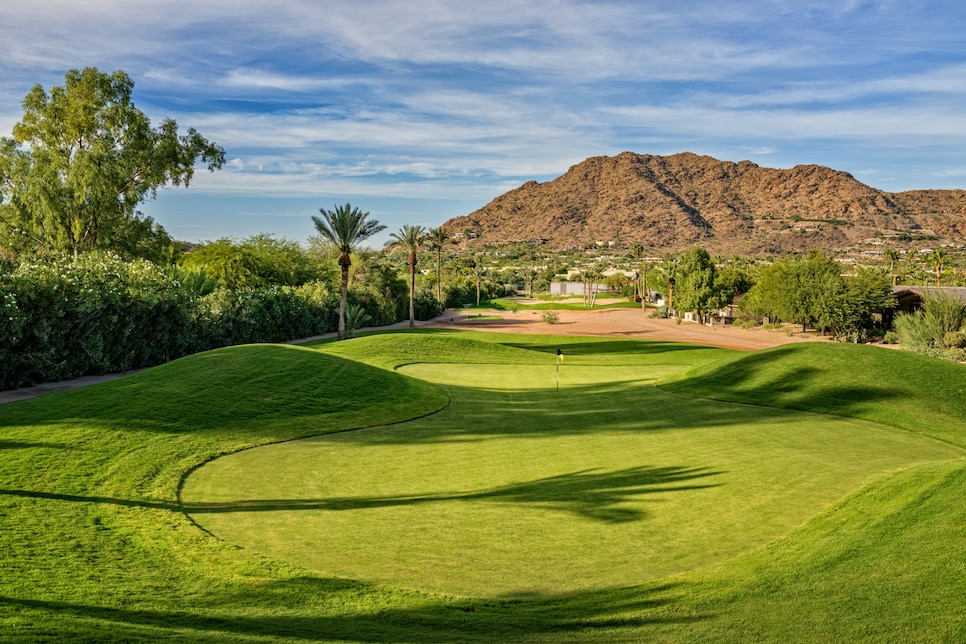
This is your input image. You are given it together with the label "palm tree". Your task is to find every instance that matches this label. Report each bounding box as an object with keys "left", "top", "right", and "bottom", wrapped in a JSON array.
[
  {"left": 470, "top": 264, "right": 489, "bottom": 306},
  {"left": 932, "top": 248, "right": 949, "bottom": 286},
  {"left": 311, "top": 203, "right": 385, "bottom": 341},
  {"left": 387, "top": 224, "right": 426, "bottom": 328},
  {"left": 426, "top": 226, "right": 452, "bottom": 303},
  {"left": 521, "top": 266, "right": 537, "bottom": 298},
  {"left": 884, "top": 248, "right": 900, "bottom": 284}
]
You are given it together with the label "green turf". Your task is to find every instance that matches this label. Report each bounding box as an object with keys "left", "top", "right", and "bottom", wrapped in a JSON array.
[
  {"left": 183, "top": 362, "right": 960, "bottom": 597},
  {"left": 2, "top": 332, "right": 965, "bottom": 641}
]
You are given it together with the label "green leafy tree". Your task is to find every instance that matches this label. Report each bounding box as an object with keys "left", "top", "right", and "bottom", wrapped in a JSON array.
[
  {"left": 0, "top": 67, "right": 224, "bottom": 260},
  {"left": 181, "top": 238, "right": 261, "bottom": 289},
  {"left": 180, "top": 235, "right": 330, "bottom": 290},
  {"left": 426, "top": 226, "right": 453, "bottom": 303},
  {"left": 674, "top": 247, "right": 731, "bottom": 324},
  {"left": 387, "top": 224, "right": 426, "bottom": 328},
  {"left": 312, "top": 204, "right": 385, "bottom": 340}
]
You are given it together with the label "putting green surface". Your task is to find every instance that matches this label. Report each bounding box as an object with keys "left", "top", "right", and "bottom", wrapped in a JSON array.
[{"left": 182, "top": 361, "right": 962, "bottom": 597}]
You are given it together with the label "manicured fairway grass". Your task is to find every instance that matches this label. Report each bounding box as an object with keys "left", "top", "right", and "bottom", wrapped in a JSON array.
[
  {"left": 184, "top": 361, "right": 959, "bottom": 598},
  {"left": 2, "top": 330, "right": 965, "bottom": 641}
]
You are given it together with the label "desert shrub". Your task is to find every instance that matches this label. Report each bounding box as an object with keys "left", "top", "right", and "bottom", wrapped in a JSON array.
[
  {"left": 921, "top": 291, "right": 966, "bottom": 345},
  {"left": 649, "top": 305, "right": 670, "bottom": 319},
  {"left": 943, "top": 331, "right": 966, "bottom": 349},
  {"left": 894, "top": 292, "right": 966, "bottom": 357},
  {"left": 542, "top": 311, "right": 560, "bottom": 324}
]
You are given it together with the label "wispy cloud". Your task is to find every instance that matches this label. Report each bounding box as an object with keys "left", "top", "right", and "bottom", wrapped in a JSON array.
[{"left": 3, "top": 0, "right": 966, "bottom": 242}]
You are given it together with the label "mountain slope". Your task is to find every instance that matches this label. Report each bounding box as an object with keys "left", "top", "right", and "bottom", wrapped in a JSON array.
[{"left": 445, "top": 152, "right": 966, "bottom": 254}]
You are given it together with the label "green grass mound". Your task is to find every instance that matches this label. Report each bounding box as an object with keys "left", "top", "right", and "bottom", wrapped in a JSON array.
[
  {"left": 659, "top": 342, "right": 966, "bottom": 448},
  {"left": 2, "top": 333, "right": 965, "bottom": 641}
]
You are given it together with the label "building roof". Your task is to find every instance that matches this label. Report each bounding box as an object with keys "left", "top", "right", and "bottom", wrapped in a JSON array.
[{"left": 893, "top": 286, "right": 966, "bottom": 303}]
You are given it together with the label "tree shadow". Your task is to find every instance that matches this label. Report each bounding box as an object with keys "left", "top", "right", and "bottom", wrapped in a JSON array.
[
  {"left": 2, "top": 465, "right": 722, "bottom": 526},
  {"left": 0, "top": 439, "right": 66, "bottom": 450},
  {"left": 184, "top": 465, "right": 722, "bottom": 524},
  {"left": 0, "top": 577, "right": 710, "bottom": 642},
  {"left": 0, "top": 488, "right": 180, "bottom": 512},
  {"left": 336, "top": 373, "right": 806, "bottom": 445},
  {"left": 659, "top": 344, "right": 909, "bottom": 422}
]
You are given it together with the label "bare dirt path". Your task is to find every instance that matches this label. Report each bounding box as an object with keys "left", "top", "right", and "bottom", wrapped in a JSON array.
[{"left": 426, "top": 306, "right": 829, "bottom": 352}]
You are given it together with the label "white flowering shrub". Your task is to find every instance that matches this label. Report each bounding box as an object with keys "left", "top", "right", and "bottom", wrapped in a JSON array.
[{"left": 0, "top": 254, "right": 417, "bottom": 389}]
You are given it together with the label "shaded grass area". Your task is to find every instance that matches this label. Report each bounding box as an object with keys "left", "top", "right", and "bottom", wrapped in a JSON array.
[
  {"left": 1, "top": 332, "right": 965, "bottom": 641},
  {"left": 659, "top": 342, "right": 966, "bottom": 448}
]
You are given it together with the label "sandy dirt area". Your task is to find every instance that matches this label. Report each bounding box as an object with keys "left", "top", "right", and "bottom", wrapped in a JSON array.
[{"left": 426, "top": 304, "right": 829, "bottom": 352}]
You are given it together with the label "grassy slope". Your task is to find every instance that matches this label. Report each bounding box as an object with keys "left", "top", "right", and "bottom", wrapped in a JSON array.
[
  {"left": 184, "top": 360, "right": 958, "bottom": 598},
  {"left": 655, "top": 342, "right": 966, "bottom": 641},
  {"left": 1, "top": 333, "right": 964, "bottom": 641}
]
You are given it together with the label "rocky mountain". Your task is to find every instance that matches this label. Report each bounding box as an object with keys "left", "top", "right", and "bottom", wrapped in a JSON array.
[{"left": 444, "top": 152, "right": 966, "bottom": 255}]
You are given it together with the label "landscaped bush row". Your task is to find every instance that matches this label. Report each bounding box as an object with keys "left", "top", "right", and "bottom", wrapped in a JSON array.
[{"left": 0, "top": 253, "right": 443, "bottom": 389}]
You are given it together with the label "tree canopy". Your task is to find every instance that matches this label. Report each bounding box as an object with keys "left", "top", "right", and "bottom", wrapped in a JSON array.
[
  {"left": 0, "top": 67, "right": 224, "bottom": 261},
  {"left": 674, "top": 247, "right": 731, "bottom": 322}
]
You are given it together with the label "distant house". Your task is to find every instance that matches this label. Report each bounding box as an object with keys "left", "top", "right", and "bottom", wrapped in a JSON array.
[
  {"left": 886, "top": 285, "right": 966, "bottom": 327},
  {"left": 893, "top": 285, "right": 966, "bottom": 314},
  {"left": 550, "top": 281, "right": 610, "bottom": 297}
]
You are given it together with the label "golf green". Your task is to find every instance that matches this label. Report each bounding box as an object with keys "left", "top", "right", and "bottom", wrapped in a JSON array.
[{"left": 182, "top": 362, "right": 962, "bottom": 598}]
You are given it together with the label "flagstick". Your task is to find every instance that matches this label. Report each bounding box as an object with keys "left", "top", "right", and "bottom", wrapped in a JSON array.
[{"left": 556, "top": 355, "right": 559, "bottom": 392}]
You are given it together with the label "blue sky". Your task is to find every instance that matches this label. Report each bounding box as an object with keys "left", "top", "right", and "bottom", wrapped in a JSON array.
[{"left": 3, "top": 1, "right": 966, "bottom": 247}]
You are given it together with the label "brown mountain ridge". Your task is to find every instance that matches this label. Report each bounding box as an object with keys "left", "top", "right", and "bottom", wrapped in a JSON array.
[{"left": 444, "top": 152, "right": 966, "bottom": 255}]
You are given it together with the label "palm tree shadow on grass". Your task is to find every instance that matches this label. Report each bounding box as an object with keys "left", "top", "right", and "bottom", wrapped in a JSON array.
[
  {"left": 184, "top": 465, "right": 722, "bottom": 524},
  {"left": 0, "top": 578, "right": 710, "bottom": 642},
  {"left": 1, "top": 465, "right": 722, "bottom": 525},
  {"left": 660, "top": 345, "right": 908, "bottom": 420}
]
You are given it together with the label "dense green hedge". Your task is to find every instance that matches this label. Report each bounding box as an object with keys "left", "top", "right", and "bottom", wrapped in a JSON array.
[{"left": 0, "top": 253, "right": 441, "bottom": 390}]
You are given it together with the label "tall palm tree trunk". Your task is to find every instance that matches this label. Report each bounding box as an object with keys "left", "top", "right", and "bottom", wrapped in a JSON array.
[
  {"left": 338, "top": 255, "right": 350, "bottom": 340},
  {"left": 408, "top": 252, "right": 416, "bottom": 328},
  {"left": 436, "top": 249, "right": 443, "bottom": 303}
]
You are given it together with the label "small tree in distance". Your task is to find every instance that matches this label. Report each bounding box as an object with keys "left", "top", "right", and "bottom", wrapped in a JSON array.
[
  {"left": 426, "top": 226, "right": 452, "bottom": 303},
  {"left": 387, "top": 224, "right": 426, "bottom": 329}
]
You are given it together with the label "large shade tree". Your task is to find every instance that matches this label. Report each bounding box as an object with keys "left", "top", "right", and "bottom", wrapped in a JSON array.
[
  {"left": 312, "top": 204, "right": 385, "bottom": 340},
  {"left": 0, "top": 67, "right": 224, "bottom": 261},
  {"left": 387, "top": 224, "right": 426, "bottom": 328}
]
